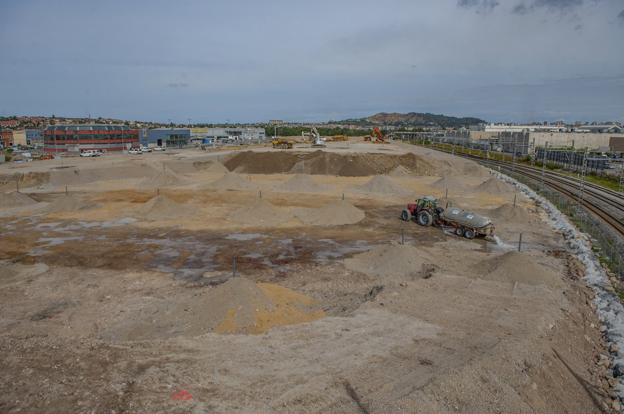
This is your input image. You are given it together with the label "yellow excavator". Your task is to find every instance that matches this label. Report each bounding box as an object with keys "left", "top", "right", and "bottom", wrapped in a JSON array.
[{"left": 272, "top": 138, "right": 293, "bottom": 149}]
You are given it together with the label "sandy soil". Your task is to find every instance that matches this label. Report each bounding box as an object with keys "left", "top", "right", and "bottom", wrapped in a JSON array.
[{"left": 0, "top": 141, "right": 619, "bottom": 413}]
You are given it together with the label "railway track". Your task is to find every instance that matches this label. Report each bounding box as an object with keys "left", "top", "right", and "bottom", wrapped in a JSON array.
[{"left": 429, "top": 147, "right": 624, "bottom": 237}]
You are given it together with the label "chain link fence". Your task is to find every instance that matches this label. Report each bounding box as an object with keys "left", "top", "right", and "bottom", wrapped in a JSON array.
[{"left": 502, "top": 167, "right": 624, "bottom": 280}]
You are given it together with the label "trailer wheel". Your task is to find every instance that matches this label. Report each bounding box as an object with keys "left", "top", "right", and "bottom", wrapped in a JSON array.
[
  {"left": 455, "top": 227, "right": 464, "bottom": 237},
  {"left": 401, "top": 209, "right": 411, "bottom": 221},
  {"left": 464, "top": 229, "right": 476, "bottom": 239},
  {"left": 417, "top": 211, "right": 433, "bottom": 226}
]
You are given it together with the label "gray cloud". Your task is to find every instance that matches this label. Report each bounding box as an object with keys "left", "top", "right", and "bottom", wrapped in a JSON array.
[
  {"left": 512, "top": 0, "right": 584, "bottom": 14},
  {"left": 457, "top": 0, "right": 500, "bottom": 13},
  {"left": 619, "top": 9, "right": 624, "bottom": 23},
  {"left": 167, "top": 82, "right": 189, "bottom": 88}
]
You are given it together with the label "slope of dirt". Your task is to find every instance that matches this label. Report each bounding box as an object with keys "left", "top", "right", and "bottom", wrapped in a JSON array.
[
  {"left": 431, "top": 176, "right": 470, "bottom": 191},
  {"left": 228, "top": 199, "right": 288, "bottom": 226},
  {"left": 164, "top": 159, "right": 228, "bottom": 175},
  {"left": 475, "top": 251, "right": 562, "bottom": 287},
  {"left": 0, "top": 171, "right": 50, "bottom": 191},
  {"left": 487, "top": 203, "right": 533, "bottom": 223},
  {"left": 45, "top": 194, "right": 96, "bottom": 213},
  {"left": 475, "top": 177, "right": 513, "bottom": 194},
  {"left": 136, "top": 195, "right": 195, "bottom": 221},
  {"left": 295, "top": 200, "right": 365, "bottom": 226},
  {"left": 207, "top": 173, "right": 258, "bottom": 191},
  {"left": 0, "top": 192, "right": 38, "bottom": 209},
  {"left": 275, "top": 174, "right": 331, "bottom": 193},
  {"left": 351, "top": 175, "right": 410, "bottom": 196},
  {"left": 48, "top": 163, "right": 156, "bottom": 187},
  {"left": 224, "top": 151, "right": 436, "bottom": 176},
  {"left": 388, "top": 165, "right": 412, "bottom": 176},
  {"left": 344, "top": 243, "right": 432, "bottom": 278}
]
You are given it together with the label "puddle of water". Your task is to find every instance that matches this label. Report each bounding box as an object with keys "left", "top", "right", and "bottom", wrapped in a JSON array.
[
  {"left": 226, "top": 233, "right": 265, "bottom": 241},
  {"left": 37, "top": 236, "right": 84, "bottom": 247}
]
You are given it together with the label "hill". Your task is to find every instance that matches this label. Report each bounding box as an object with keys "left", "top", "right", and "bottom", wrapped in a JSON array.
[{"left": 338, "top": 112, "right": 486, "bottom": 128}]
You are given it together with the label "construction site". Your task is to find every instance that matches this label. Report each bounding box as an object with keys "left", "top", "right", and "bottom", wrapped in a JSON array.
[{"left": 0, "top": 138, "right": 621, "bottom": 413}]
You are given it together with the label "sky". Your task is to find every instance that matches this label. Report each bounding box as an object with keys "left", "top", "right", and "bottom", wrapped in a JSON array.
[{"left": 1, "top": 0, "right": 623, "bottom": 123}]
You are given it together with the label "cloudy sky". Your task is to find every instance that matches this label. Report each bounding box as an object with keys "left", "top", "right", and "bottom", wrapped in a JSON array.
[{"left": 1, "top": 0, "right": 623, "bottom": 123}]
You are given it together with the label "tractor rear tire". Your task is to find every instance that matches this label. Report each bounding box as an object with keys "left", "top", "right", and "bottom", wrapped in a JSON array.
[
  {"left": 464, "top": 229, "right": 476, "bottom": 239},
  {"left": 455, "top": 227, "right": 464, "bottom": 237},
  {"left": 401, "top": 209, "right": 411, "bottom": 221},
  {"left": 417, "top": 211, "right": 433, "bottom": 227}
]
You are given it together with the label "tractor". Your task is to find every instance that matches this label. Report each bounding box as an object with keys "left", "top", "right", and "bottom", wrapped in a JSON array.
[{"left": 401, "top": 196, "right": 495, "bottom": 239}]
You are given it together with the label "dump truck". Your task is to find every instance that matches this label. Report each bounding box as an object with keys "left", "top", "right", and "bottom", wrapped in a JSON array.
[
  {"left": 272, "top": 138, "right": 294, "bottom": 149},
  {"left": 401, "top": 196, "right": 494, "bottom": 239}
]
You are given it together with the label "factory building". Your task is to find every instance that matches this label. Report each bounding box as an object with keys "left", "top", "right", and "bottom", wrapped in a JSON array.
[
  {"left": 142, "top": 128, "right": 191, "bottom": 147},
  {"left": 44, "top": 125, "right": 139, "bottom": 153},
  {"left": 201, "top": 127, "right": 266, "bottom": 143}
]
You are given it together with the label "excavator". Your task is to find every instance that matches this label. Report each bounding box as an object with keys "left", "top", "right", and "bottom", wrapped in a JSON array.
[
  {"left": 365, "top": 127, "right": 387, "bottom": 144},
  {"left": 310, "top": 127, "right": 326, "bottom": 147}
]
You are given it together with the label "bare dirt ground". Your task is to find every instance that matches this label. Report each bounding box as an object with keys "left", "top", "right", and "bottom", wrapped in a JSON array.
[{"left": 0, "top": 141, "right": 619, "bottom": 413}]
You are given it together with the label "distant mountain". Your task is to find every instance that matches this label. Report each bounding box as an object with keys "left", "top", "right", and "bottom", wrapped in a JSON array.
[{"left": 337, "top": 112, "right": 487, "bottom": 128}]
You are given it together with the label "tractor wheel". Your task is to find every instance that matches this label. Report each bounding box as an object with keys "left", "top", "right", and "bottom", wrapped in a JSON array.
[
  {"left": 464, "top": 229, "right": 476, "bottom": 239},
  {"left": 417, "top": 211, "right": 433, "bottom": 227},
  {"left": 455, "top": 227, "right": 464, "bottom": 237},
  {"left": 401, "top": 209, "right": 411, "bottom": 221}
]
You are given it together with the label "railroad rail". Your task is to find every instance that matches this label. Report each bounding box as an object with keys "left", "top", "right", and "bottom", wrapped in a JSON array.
[{"left": 428, "top": 147, "right": 624, "bottom": 238}]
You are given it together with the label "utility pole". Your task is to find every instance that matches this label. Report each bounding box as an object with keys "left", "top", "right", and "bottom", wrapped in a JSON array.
[
  {"left": 578, "top": 148, "right": 589, "bottom": 206},
  {"left": 540, "top": 141, "right": 548, "bottom": 192},
  {"left": 619, "top": 163, "right": 624, "bottom": 194}
]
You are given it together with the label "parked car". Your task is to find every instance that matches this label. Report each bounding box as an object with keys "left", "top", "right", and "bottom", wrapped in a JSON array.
[
  {"left": 128, "top": 148, "right": 142, "bottom": 155},
  {"left": 140, "top": 146, "right": 152, "bottom": 153},
  {"left": 80, "top": 150, "right": 101, "bottom": 157},
  {"left": 153, "top": 146, "right": 166, "bottom": 151}
]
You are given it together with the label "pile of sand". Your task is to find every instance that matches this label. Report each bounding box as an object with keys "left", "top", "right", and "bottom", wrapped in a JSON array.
[
  {"left": 228, "top": 199, "right": 288, "bottom": 226},
  {"left": 475, "top": 177, "right": 513, "bottom": 194},
  {"left": 136, "top": 195, "right": 195, "bottom": 220},
  {"left": 193, "top": 160, "right": 228, "bottom": 174},
  {"left": 388, "top": 165, "right": 412, "bottom": 177},
  {"left": 275, "top": 174, "right": 331, "bottom": 193},
  {"left": 344, "top": 243, "right": 431, "bottom": 278},
  {"left": 139, "top": 169, "right": 187, "bottom": 188},
  {"left": 295, "top": 200, "right": 365, "bottom": 226},
  {"left": 0, "top": 192, "right": 38, "bottom": 209},
  {"left": 352, "top": 175, "right": 410, "bottom": 196},
  {"left": 432, "top": 176, "right": 469, "bottom": 191},
  {"left": 46, "top": 194, "right": 96, "bottom": 213},
  {"left": 213, "top": 278, "right": 325, "bottom": 334},
  {"left": 107, "top": 277, "right": 324, "bottom": 339},
  {"left": 487, "top": 203, "right": 533, "bottom": 223},
  {"left": 475, "top": 251, "right": 562, "bottom": 287},
  {"left": 207, "top": 173, "right": 258, "bottom": 191}
]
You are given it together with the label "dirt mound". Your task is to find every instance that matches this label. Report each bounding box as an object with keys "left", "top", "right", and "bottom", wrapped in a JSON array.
[
  {"left": 139, "top": 168, "right": 187, "bottom": 188},
  {"left": 432, "top": 176, "right": 470, "bottom": 191},
  {"left": 487, "top": 203, "right": 533, "bottom": 222},
  {"left": 276, "top": 174, "right": 331, "bottom": 193},
  {"left": 208, "top": 173, "right": 258, "bottom": 191},
  {"left": 107, "top": 277, "right": 324, "bottom": 339},
  {"left": 0, "top": 171, "right": 50, "bottom": 191},
  {"left": 352, "top": 175, "right": 410, "bottom": 196},
  {"left": 0, "top": 192, "right": 38, "bottom": 209},
  {"left": 475, "top": 251, "right": 562, "bottom": 287},
  {"left": 213, "top": 278, "right": 325, "bottom": 334},
  {"left": 229, "top": 199, "right": 287, "bottom": 226},
  {"left": 344, "top": 243, "right": 432, "bottom": 278},
  {"left": 46, "top": 194, "right": 96, "bottom": 213},
  {"left": 475, "top": 177, "right": 513, "bottom": 194},
  {"left": 295, "top": 200, "right": 365, "bottom": 226},
  {"left": 136, "top": 195, "right": 195, "bottom": 220},
  {"left": 164, "top": 159, "right": 228, "bottom": 174},
  {"left": 193, "top": 160, "right": 228, "bottom": 174},
  {"left": 224, "top": 151, "right": 436, "bottom": 176}
]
